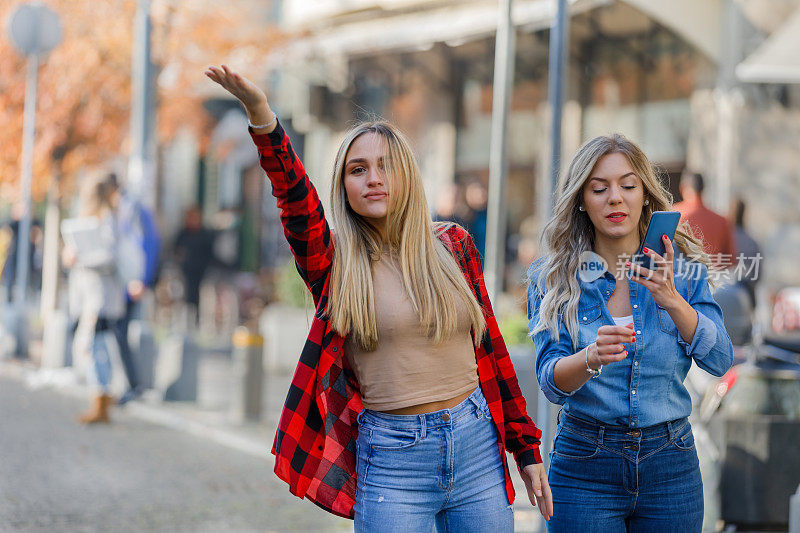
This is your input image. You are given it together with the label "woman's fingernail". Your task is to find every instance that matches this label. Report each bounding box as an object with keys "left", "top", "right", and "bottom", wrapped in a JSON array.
[
  {"left": 643, "top": 247, "right": 649, "bottom": 254},
  {"left": 626, "top": 261, "right": 631, "bottom": 266}
]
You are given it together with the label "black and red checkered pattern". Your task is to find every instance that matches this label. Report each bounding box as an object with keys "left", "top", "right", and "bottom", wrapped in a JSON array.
[{"left": 251, "top": 122, "right": 542, "bottom": 519}]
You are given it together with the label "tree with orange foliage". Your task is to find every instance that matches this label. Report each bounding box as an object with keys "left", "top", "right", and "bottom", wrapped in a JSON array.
[{"left": 0, "top": 0, "right": 280, "bottom": 204}]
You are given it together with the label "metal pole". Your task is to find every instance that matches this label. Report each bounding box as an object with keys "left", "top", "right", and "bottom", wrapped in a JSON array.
[
  {"left": 537, "top": 2, "right": 568, "bottom": 529},
  {"left": 128, "top": 0, "right": 154, "bottom": 207},
  {"left": 547, "top": 0, "right": 568, "bottom": 209},
  {"left": 485, "top": 0, "right": 516, "bottom": 302},
  {"left": 13, "top": 53, "right": 39, "bottom": 310}
]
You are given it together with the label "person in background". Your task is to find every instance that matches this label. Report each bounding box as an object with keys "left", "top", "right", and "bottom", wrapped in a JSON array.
[
  {"left": 673, "top": 172, "right": 736, "bottom": 269},
  {"left": 465, "top": 180, "right": 488, "bottom": 259},
  {"left": 63, "top": 176, "right": 126, "bottom": 424},
  {"left": 729, "top": 197, "right": 762, "bottom": 308},
  {"left": 0, "top": 203, "right": 42, "bottom": 301},
  {"left": 106, "top": 173, "right": 161, "bottom": 405},
  {"left": 432, "top": 183, "right": 468, "bottom": 228},
  {"left": 173, "top": 205, "right": 216, "bottom": 324}
]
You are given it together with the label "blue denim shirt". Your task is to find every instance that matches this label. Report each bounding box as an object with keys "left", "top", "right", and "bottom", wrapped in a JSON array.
[{"left": 527, "top": 257, "right": 733, "bottom": 428}]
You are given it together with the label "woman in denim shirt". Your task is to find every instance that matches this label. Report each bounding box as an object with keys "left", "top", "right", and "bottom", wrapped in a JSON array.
[{"left": 527, "top": 134, "right": 733, "bottom": 532}]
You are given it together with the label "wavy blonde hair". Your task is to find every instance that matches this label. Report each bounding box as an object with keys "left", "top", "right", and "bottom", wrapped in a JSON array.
[
  {"left": 326, "top": 122, "right": 486, "bottom": 350},
  {"left": 531, "top": 134, "right": 710, "bottom": 344}
]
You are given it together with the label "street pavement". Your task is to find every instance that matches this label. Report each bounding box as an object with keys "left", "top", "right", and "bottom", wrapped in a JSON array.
[{"left": 0, "top": 373, "right": 352, "bottom": 533}]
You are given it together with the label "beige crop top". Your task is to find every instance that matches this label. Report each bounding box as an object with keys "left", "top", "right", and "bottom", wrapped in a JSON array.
[{"left": 345, "top": 254, "right": 479, "bottom": 411}]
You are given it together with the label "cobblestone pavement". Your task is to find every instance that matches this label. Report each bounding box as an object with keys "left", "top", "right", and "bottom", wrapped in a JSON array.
[{"left": 0, "top": 375, "right": 352, "bottom": 533}]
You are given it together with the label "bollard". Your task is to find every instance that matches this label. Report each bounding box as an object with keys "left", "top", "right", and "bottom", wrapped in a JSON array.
[
  {"left": 127, "top": 319, "right": 156, "bottom": 390},
  {"left": 791, "top": 484, "right": 800, "bottom": 533},
  {"left": 154, "top": 333, "right": 199, "bottom": 401},
  {"left": 230, "top": 326, "right": 264, "bottom": 423}
]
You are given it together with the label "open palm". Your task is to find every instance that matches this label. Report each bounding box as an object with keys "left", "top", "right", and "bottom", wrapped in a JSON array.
[{"left": 204, "top": 64, "right": 267, "bottom": 112}]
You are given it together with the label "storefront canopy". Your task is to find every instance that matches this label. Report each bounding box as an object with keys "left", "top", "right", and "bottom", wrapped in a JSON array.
[
  {"left": 283, "top": 0, "right": 606, "bottom": 60},
  {"left": 736, "top": 7, "right": 800, "bottom": 84}
]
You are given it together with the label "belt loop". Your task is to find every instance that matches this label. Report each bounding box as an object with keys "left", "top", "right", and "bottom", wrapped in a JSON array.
[
  {"left": 419, "top": 414, "right": 426, "bottom": 439},
  {"left": 598, "top": 426, "right": 604, "bottom": 445},
  {"left": 667, "top": 419, "right": 676, "bottom": 441}
]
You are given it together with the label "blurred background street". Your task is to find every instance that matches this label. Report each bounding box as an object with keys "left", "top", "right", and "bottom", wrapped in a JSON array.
[{"left": 2, "top": 0, "right": 800, "bottom": 532}]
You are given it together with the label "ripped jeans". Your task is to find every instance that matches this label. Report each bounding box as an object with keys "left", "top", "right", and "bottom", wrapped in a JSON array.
[{"left": 354, "top": 386, "right": 513, "bottom": 533}]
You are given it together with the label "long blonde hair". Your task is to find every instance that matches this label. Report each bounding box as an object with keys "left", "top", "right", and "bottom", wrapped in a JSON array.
[
  {"left": 532, "top": 134, "right": 710, "bottom": 344},
  {"left": 326, "top": 122, "right": 486, "bottom": 350}
]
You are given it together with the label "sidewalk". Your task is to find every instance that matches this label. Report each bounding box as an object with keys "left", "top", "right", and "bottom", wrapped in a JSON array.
[{"left": 0, "top": 355, "right": 545, "bottom": 532}]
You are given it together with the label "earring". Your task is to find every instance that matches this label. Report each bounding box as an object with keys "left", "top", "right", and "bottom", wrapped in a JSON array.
[
  {"left": 644, "top": 199, "right": 650, "bottom": 206},
  {"left": 578, "top": 205, "right": 585, "bottom": 211}
]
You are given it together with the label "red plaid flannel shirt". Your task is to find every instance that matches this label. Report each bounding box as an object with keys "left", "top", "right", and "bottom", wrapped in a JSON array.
[{"left": 251, "top": 121, "right": 542, "bottom": 519}]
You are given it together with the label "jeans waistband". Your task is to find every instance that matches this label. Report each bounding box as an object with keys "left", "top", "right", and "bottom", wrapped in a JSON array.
[
  {"left": 357, "top": 386, "right": 487, "bottom": 431},
  {"left": 560, "top": 412, "right": 689, "bottom": 443}
]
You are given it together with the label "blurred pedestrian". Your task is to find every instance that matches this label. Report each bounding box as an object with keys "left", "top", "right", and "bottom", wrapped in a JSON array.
[
  {"left": 528, "top": 135, "right": 733, "bottom": 532},
  {"left": 673, "top": 172, "right": 736, "bottom": 268},
  {"left": 729, "top": 197, "right": 762, "bottom": 307},
  {"left": 173, "top": 205, "right": 215, "bottom": 324},
  {"left": 63, "top": 175, "right": 126, "bottom": 424},
  {"left": 432, "top": 183, "right": 467, "bottom": 227},
  {"left": 206, "top": 64, "right": 552, "bottom": 530},
  {"left": 0, "top": 203, "right": 42, "bottom": 301},
  {"left": 106, "top": 173, "right": 161, "bottom": 405},
  {"left": 464, "top": 180, "right": 488, "bottom": 258}
]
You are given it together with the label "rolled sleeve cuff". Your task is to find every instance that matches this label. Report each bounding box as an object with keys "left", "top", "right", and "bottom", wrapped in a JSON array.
[
  {"left": 249, "top": 120, "right": 285, "bottom": 150},
  {"left": 541, "top": 357, "right": 576, "bottom": 404},
  {"left": 517, "top": 447, "right": 543, "bottom": 469},
  {"left": 679, "top": 310, "right": 717, "bottom": 359}
]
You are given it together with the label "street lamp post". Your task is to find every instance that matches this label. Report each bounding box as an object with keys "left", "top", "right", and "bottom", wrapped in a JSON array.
[
  {"left": 6, "top": 2, "right": 61, "bottom": 357},
  {"left": 485, "top": 0, "right": 516, "bottom": 303}
]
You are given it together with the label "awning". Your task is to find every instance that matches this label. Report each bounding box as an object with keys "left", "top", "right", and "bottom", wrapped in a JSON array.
[
  {"left": 736, "top": 7, "right": 800, "bottom": 84},
  {"left": 281, "top": 0, "right": 607, "bottom": 60}
]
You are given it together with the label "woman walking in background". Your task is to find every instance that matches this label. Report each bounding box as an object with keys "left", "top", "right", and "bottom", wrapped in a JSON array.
[
  {"left": 63, "top": 175, "right": 126, "bottom": 424},
  {"left": 206, "top": 64, "right": 552, "bottom": 531},
  {"left": 527, "top": 134, "right": 733, "bottom": 532}
]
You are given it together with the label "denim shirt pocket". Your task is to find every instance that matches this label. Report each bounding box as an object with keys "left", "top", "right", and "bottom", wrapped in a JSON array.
[
  {"left": 657, "top": 306, "right": 679, "bottom": 337},
  {"left": 577, "top": 304, "right": 603, "bottom": 349}
]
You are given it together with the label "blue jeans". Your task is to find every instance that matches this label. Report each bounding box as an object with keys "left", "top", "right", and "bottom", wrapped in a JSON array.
[
  {"left": 89, "top": 331, "right": 112, "bottom": 393},
  {"left": 354, "top": 386, "right": 513, "bottom": 533},
  {"left": 547, "top": 413, "right": 703, "bottom": 533}
]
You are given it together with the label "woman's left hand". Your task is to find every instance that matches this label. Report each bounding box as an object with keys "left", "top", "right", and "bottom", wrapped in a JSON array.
[
  {"left": 521, "top": 463, "right": 553, "bottom": 521},
  {"left": 627, "top": 235, "right": 684, "bottom": 311}
]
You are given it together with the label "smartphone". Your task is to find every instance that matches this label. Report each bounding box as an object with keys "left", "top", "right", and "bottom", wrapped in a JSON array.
[{"left": 633, "top": 211, "right": 681, "bottom": 270}]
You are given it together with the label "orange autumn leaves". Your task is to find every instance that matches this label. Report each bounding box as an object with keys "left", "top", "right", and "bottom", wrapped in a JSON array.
[{"left": 0, "top": 0, "right": 280, "bottom": 203}]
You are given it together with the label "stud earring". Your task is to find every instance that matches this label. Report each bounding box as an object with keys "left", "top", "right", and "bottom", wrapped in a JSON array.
[
  {"left": 644, "top": 199, "right": 650, "bottom": 206},
  {"left": 578, "top": 205, "right": 585, "bottom": 211}
]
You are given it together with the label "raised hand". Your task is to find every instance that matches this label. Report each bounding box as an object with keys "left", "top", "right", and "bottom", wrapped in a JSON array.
[{"left": 204, "top": 65, "right": 274, "bottom": 129}]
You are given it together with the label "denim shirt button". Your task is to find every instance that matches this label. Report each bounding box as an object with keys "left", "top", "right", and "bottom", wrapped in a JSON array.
[
  {"left": 636, "top": 330, "right": 641, "bottom": 335},
  {"left": 633, "top": 304, "right": 638, "bottom": 309},
  {"left": 631, "top": 390, "right": 636, "bottom": 395}
]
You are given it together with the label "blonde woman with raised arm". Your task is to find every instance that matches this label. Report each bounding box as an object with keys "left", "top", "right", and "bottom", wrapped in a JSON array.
[{"left": 206, "top": 64, "right": 552, "bottom": 532}]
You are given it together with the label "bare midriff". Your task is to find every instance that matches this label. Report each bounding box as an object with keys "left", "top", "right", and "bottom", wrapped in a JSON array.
[{"left": 381, "top": 388, "right": 475, "bottom": 415}]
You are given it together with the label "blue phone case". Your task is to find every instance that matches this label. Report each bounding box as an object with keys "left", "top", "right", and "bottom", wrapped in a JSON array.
[{"left": 634, "top": 211, "right": 681, "bottom": 270}]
